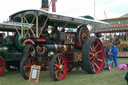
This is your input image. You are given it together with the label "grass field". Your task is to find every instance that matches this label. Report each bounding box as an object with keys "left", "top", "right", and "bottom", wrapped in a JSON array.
[{"left": 0, "top": 58, "right": 128, "bottom": 85}]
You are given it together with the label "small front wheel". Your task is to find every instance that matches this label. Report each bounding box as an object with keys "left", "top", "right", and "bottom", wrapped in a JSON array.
[
  {"left": 50, "top": 53, "right": 68, "bottom": 81},
  {"left": 20, "top": 53, "right": 39, "bottom": 80}
]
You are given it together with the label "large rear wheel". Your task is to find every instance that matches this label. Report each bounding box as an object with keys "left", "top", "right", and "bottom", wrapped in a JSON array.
[
  {"left": 0, "top": 57, "right": 5, "bottom": 76},
  {"left": 82, "top": 38, "right": 104, "bottom": 74},
  {"left": 50, "top": 53, "right": 68, "bottom": 81}
]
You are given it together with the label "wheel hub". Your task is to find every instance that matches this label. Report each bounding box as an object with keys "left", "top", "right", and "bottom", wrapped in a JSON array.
[{"left": 56, "top": 64, "right": 63, "bottom": 71}]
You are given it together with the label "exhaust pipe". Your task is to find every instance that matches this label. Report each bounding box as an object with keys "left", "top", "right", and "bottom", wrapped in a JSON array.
[{"left": 41, "top": 0, "right": 49, "bottom": 11}]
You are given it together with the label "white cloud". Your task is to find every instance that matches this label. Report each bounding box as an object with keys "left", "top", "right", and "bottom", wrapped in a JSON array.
[
  {"left": 0, "top": 0, "right": 41, "bottom": 22},
  {"left": 95, "top": 0, "right": 128, "bottom": 19},
  {"left": 0, "top": 0, "right": 128, "bottom": 22}
]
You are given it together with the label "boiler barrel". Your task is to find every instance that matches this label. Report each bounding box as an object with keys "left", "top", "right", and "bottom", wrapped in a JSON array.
[{"left": 45, "top": 44, "right": 73, "bottom": 53}]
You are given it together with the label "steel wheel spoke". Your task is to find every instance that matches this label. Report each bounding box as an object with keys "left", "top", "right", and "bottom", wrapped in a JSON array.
[
  {"left": 97, "top": 58, "right": 102, "bottom": 62},
  {"left": 90, "top": 47, "right": 94, "bottom": 52},
  {"left": 91, "top": 64, "right": 96, "bottom": 72},
  {"left": 59, "top": 71, "right": 63, "bottom": 77},
  {"left": 55, "top": 70, "right": 59, "bottom": 78},
  {"left": 94, "top": 63, "right": 100, "bottom": 69},
  {"left": 92, "top": 44, "right": 95, "bottom": 50},
  {"left": 55, "top": 64, "right": 58, "bottom": 67},
  {"left": 94, "top": 42, "right": 100, "bottom": 50},
  {"left": 58, "top": 57, "right": 61, "bottom": 64},
  {"left": 26, "top": 57, "right": 32, "bottom": 64},
  {"left": 61, "top": 60, "right": 64, "bottom": 66},
  {"left": 96, "top": 50, "right": 102, "bottom": 54},
  {"left": 90, "top": 52, "right": 94, "bottom": 56},
  {"left": 90, "top": 56, "right": 93, "bottom": 60}
]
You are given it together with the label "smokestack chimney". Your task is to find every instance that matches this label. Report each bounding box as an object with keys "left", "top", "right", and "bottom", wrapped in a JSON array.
[{"left": 41, "top": 0, "right": 49, "bottom": 11}]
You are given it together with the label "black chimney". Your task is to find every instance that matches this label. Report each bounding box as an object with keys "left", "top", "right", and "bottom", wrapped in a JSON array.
[{"left": 41, "top": 0, "right": 49, "bottom": 8}]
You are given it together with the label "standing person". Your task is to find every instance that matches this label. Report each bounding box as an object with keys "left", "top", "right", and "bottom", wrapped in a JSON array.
[
  {"left": 103, "top": 42, "right": 109, "bottom": 59},
  {"left": 103, "top": 42, "right": 112, "bottom": 70},
  {"left": 110, "top": 41, "right": 120, "bottom": 67}
]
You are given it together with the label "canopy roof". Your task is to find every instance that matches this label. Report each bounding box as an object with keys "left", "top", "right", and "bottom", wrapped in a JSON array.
[
  {"left": 9, "top": 9, "right": 107, "bottom": 28},
  {"left": 0, "top": 23, "right": 29, "bottom": 32},
  {"left": 91, "top": 17, "right": 128, "bottom": 33}
]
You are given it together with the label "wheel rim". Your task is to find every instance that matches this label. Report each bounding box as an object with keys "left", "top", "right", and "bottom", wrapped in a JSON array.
[
  {"left": 89, "top": 39, "right": 104, "bottom": 73},
  {"left": 54, "top": 55, "right": 67, "bottom": 80},
  {"left": 23, "top": 56, "right": 39, "bottom": 79},
  {"left": 0, "top": 57, "right": 5, "bottom": 76}
]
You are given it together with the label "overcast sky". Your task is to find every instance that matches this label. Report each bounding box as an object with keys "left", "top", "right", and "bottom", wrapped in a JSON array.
[{"left": 0, "top": 0, "right": 128, "bottom": 22}]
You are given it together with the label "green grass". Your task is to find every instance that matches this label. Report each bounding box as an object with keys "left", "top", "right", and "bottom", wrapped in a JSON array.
[{"left": 0, "top": 58, "right": 128, "bottom": 85}]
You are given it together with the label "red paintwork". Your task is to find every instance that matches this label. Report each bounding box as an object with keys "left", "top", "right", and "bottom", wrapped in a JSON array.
[
  {"left": 36, "top": 44, "right": 46, "bottom": 55},
  {"left": 0, "top": 57, "right": 5, "bottom": 76},
  {"left": 37, "top": 39, "right": 46, "bottom": 42},
  {"left": 64, "top": 53, "right": 74, "bottom": 61},
  {"left": 75, "top": 42, "right": 82, "bottom": 47},
  {"left": 23, "top": 39, "right": 35, "bottom": 45}
]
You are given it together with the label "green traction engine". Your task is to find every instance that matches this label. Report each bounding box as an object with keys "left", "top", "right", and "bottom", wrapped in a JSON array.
[
  {"left": 0, "top": 23, "right": 26, "bottom": 76},
  {"left": 9, "top": 9, "right": 106, "bottom": 81}
]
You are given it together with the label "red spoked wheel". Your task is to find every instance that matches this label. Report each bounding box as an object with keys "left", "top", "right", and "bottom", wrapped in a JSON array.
[
  {"left": 82, "top": 38, "right": 104, "bottom": 74},
  {"left": 50, "top": 53, "right": 68, "bottom": 81},
  {"left": 20, "top": 53, "right": 39, "bottom": 80},
  {"left": 0, "top": 57, "right": 5, "bottom": 76}
]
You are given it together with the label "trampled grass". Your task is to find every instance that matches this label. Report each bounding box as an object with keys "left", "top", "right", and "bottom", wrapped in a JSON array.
[{"left": 0, "top": 58, "right": 128, "bottom": 85}]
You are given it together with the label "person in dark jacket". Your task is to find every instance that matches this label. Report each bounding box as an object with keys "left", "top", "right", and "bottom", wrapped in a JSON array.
[
  {"left": 103, "top": 42, "right": 109, "bottom": 59},
  {"left": 125, "top": 72, "right": 128, "bottom": 85}
]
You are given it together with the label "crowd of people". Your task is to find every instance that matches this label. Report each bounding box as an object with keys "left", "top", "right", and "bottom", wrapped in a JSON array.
[
  {"left": 102, "top": 39, "right": 128, "bottom": 84},
  {"left": 103, "top": 39, "right": 119, "bottom": 70}
]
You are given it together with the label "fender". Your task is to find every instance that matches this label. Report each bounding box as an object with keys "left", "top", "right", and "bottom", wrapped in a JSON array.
[{"left": 23, "top": 39, "right": 35, "bottom": 45}]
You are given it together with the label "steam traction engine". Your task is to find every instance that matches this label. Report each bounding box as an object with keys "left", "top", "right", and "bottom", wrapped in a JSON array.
[
  {"left": 0, "top": 23, "right": 29, "bottom": 75},
  {"left": 10, "top": 9, "right": 105, "bottom": 81}
]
